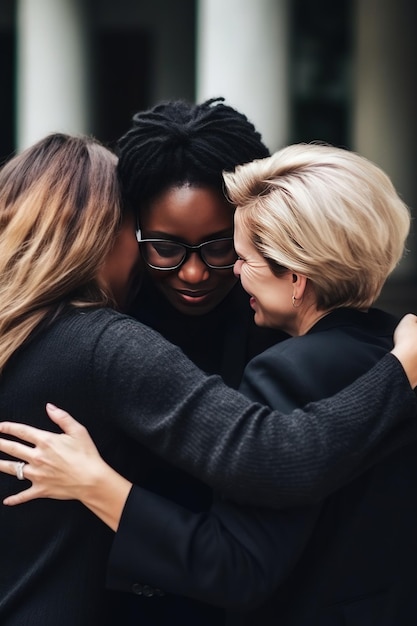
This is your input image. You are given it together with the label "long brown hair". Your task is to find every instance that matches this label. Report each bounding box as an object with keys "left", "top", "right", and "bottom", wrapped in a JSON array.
[{"left": 0, "top": 133, "right": 121, "bottom": 372}]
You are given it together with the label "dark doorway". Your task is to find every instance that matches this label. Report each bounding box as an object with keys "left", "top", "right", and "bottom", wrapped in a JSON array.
[
  {"left": 93, "top": 28, "right": 152, "bottom": 149},
  {"left": 289, "top": 0, "right": 353, "bottom": 148}
]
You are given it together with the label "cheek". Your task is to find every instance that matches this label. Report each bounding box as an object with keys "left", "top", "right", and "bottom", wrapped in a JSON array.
[
  {"left": 262, "top": 284, "right": 293, "bottom": 320},
  {"left": 211, "top": 268, "right": 238, "bottom": 289},
  {"left": 122, "top": 235, "right": 140, "bottom": 273},
  {"left": 146, "top": 266, "right": 175, "bottom": 285},
  {"left": 130, "top": 238, "right": 141, "bottom": 266},
  {"left": 240, "top": 265, "right": 259, "bottom": 287}
]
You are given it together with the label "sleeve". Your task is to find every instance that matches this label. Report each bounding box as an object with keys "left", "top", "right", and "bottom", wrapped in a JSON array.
[
  {"left": 106, "top": 485, "right": 320, "bottom": 608},
  {"left": 103, "top": 336, "right": 327, "bottom": 605},
  {"left": 93, "top": 317, "right": 417, "bottom": 508}
]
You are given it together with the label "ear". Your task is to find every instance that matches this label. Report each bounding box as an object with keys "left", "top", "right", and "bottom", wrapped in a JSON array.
[{"left": 292, "top": 274, "right": 308, "bottom": 299}]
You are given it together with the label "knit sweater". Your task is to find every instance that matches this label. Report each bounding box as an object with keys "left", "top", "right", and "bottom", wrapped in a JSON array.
[{"left": 0, "top": 307, "right": 415, "bottom": 624}]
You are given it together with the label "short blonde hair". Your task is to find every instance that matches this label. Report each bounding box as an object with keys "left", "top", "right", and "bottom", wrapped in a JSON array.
[
  {"left": 0, "top": 133, "right": 122, "bottom": 372},
  {"left": 224, "top": 143, "right": 410, "bottom": 310}
]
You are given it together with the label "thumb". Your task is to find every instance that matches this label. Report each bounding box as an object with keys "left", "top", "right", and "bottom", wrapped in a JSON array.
[{"left": 45, "top": 403, "right": 85, "bottom": 436}]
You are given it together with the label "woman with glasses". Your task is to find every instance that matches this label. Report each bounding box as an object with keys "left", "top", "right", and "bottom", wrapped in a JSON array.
[
  {"left": 119, "top": 98, "right": 287, "bottom": 389},
  {"left": 1, "top": 142, "right": 416, "bottom": 626},
  {"left": 109, "top": 98, "right": 288, "bottom": 624}
]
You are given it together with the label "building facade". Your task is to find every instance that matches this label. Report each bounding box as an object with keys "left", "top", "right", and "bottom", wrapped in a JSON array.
[{"left": 1, "top": 0, "right": 416, "bottom": 313}]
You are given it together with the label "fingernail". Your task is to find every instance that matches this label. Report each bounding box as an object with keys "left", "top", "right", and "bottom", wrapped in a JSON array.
[{"left": 46, "top": 403, "right": 58, "bottom": 411}]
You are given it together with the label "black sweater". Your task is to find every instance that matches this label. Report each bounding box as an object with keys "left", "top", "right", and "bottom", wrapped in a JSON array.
[{"left": 0, "top": 307, "right": 415, "bottom": 624}]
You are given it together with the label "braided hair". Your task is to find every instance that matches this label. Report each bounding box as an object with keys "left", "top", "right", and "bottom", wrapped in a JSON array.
[{"left": 117, "top": 97, "right": 270, "bottom": 209}]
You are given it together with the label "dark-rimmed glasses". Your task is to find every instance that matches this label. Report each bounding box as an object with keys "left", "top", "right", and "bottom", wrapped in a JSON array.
[{"left": 136, "top": 229, "right": 238, "bottom": 270}]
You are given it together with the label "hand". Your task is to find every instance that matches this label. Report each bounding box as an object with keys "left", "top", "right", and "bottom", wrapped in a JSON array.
[
  {"left": 0, "top": 403, "right": 107, "bottom": 505},
  {"left": 392, "top": 313, "right": 417, "bottom": 389}
]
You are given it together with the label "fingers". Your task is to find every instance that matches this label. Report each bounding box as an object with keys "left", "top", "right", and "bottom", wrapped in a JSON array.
[
  {"left": 0, "top": 404, "right": 87, "bottom": 453},
  {"left": 0, "top": 459, "right": 67, "bottom": 506},
  {"left": 0, "top": 404, "right": 86, "bottom": 446},
  {"left": 0, "top": 459, "right": 35, "bottom": 506},
  {"left": 0, "top": 458, "right": 29, "bottom": 478},
  {"left": 0, "top": 437, "right": 35, "bottom": 463},
  {"left": 3, "top": 486, "right": 41, "bottom": 506},
  {"left": 45, "top": 403, "right": 88, "bottom": 437},
  {"left": 0, "top": 421, "right": 49, "bottom": 446}
]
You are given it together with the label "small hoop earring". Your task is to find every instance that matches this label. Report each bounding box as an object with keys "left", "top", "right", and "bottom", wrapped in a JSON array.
[{"left": 292, "top": 295, "right": 301, "bottom": 308}]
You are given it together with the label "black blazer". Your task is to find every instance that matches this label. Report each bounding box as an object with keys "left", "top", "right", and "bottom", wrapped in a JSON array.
[{"left": 107, "top": 308, "right": 417, "bottom": 625}]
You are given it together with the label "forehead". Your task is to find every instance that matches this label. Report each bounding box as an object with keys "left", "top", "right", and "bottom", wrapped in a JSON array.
[
  {"left": 140, "top": 185, "right": 234, "bottom": 238},
  {"left": 233, "top": 212, "right": 254, "bottom": 250}
]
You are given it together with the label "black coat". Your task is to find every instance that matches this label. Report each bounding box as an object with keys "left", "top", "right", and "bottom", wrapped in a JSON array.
[
  {"left": 0, "top": 309, "right": 414, "bottom": 625},
  {"left": 107, "top": 308, "right": 417, "bottom": 625}
]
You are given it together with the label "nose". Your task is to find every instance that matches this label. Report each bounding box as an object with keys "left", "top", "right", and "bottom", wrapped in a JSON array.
[
  {"left": 177, "top": 252, "right": 210, "bottom": 283},
  {"left": 233, "top": 258, "right": 243, "bottom": 277}
]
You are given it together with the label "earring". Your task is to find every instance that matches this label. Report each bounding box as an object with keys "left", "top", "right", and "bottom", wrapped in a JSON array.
[{"left": 292, "top": 295, "right": 301, "bottom": 308}]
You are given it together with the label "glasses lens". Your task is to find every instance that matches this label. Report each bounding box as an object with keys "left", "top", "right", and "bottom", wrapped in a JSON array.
[
  {"left": 201, "top": 239, "right": 238, "bottom": 268},
  {"left": 142, "top": 241, "right": 185, "bottom": 269}
]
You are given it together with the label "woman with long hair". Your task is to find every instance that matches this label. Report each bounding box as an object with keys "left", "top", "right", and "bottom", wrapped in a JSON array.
[{"left": 0, "top": 136, "right": 416, "bottom": 625}]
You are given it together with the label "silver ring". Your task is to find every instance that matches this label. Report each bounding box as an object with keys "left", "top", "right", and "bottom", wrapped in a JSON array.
[{"left": 16, "top": 461, "right": 26, "bottom": 481}]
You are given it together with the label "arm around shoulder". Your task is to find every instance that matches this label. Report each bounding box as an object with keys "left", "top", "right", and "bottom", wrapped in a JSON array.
[{"left": 94, "top": 319, "right": 417, "bottom": 509}]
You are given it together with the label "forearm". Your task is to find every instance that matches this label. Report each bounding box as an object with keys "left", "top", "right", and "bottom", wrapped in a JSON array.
[
  {"left": 118, "top": 352, "right": 417, "bottom": 507},
  {"left": 98, "top": 319, "right": 417, "bottom": 509}
]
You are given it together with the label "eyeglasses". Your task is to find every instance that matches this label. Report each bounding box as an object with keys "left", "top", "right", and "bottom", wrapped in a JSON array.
[{"left": 136, "top": 229, "right": 238, "bottom": 270}]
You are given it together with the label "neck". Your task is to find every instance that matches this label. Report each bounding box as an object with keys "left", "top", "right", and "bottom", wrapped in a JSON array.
[{"left": 294, "top": 306, "right": 332, "bottom": 336}]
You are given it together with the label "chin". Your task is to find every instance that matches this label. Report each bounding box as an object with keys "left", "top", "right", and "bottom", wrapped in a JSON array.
[
  {"left": 253, "top": 314, "right": 266, "bottom": 327},
  {"left": 173, "top": 301, "right": 221, "bottom": 317}
]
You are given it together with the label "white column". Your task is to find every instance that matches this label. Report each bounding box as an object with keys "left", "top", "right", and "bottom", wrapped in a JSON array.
[
  {"left": 16, "top": 0, "right": 91, "bottom": 150},
  {"left": 353, "top": 0, "right": 417, "bottom": 277},
  {"left": 196, "top": 0, "right": 289, "bottom": 151}
]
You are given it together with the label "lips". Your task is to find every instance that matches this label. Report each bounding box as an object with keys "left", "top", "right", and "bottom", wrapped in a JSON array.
[
  {"left": 175, "top": 289, "right": 214, "bottom": 304},
  {"left": 177, "top": 289, "right": 212, "bottom": 298}
]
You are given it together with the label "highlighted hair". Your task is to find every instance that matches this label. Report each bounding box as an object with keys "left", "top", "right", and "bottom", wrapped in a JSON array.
[
  {"left": 224, "top": 143, "right": 410, "bottom": 310},
  {"left": 0, "top": 133, "right": 121, "bottom": 372}
]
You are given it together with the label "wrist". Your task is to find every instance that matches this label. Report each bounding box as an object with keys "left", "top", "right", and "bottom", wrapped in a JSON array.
[{"left": 81, "top": 459, "right": 133, "bottom": 531}]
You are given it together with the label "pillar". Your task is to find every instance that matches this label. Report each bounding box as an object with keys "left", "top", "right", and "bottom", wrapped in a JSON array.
[
  {"left": 196, "top": 0, "right": 290, "bottom": 151},
  {"left": 16, "top": 0, "right": 91, "bottom": 149}
]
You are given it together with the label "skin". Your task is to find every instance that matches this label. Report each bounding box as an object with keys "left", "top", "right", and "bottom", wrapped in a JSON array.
[
  {"left": 391, "top": 313, "right": 417, "bottom": 388},
  {"left": 0, "top": 187, "right": 239, "bottom": 528},
  {"left": 0, "top": 317, "right": 416, "bottom": 532},
  {"left": 99, "top": 211, "right": 141, "bottom": 310},
  {"left": 140, "top": 184, "right": 238, "bottom": 316},
  {"left": 0, "top": 215, "right": 417, "bottom": 530},
  {"left": 233, "top": 214, "right": 329, "bottom": 335},
  {"left": 0, "top": 215, "right": 143, "bottom": 530}
]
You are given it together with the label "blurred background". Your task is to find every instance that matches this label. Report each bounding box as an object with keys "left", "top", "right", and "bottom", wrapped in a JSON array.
[{"left": 1, "top": 0, "right": 416, "bottom": 316}]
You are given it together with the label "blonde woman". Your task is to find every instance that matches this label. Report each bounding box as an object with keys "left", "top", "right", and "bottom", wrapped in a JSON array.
[{"left": 0, "top": 140, "right": 416, "bottom": 626}]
